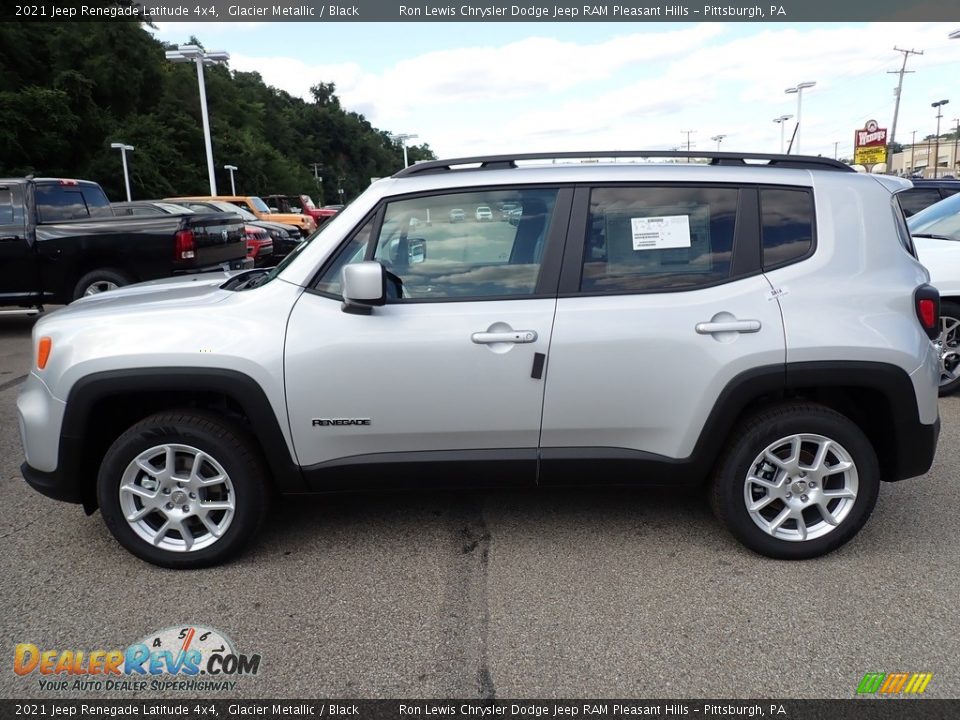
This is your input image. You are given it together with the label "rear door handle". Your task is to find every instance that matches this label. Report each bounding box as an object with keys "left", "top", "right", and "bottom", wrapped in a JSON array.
[
  {"left": 472, "top": 330, "right": 538, "bottom": 344},
  {"left": 695, "top": 320, "right": 761, "bottom": 334}
]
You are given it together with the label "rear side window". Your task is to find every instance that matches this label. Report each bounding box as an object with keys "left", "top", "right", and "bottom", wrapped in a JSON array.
[
  {"left": 760, "top": 188, "right": 814, "bottom": 269},
  {"left": 581, "top": 186, "right": 737, "bottom": 293},
  {"left": 0, "top": 185, "right": 25, "bottom": 225},
  {"left": 898, "top": 188, "right": 944, "bottom": 218},
  {"left": 35, "top": 184, "right": 113, "bottom": 222}
]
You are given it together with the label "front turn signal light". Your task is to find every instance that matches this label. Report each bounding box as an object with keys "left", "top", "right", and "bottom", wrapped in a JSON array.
[{"left": 37, "top": 337, "right": 52, "bottom": 370}]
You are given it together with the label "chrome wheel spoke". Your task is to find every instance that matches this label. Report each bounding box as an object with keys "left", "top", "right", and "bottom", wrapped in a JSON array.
[
  {"left": 816, "top": 501, "right": 840, "bottom": 526},
  {"left": 200, "top": 500, "right": 233, "bottom": 512},
  {"left": 199, "top": 513, "right": 224, "bottom": 538},
  {"left": 768, "top": 506, "right": 792, "bottom": 533},
  {"left": 821, "top": 488, "right": 856, "bottom": 500},
  {"left": 748, "top": 495, "right": 776, "bottom": 512},
  {"left": 120, "top": 482, "right": 157, "bottom": 502},
  {"left": 795, "top": 513, "right": 808, "bottom": 541},
  {"left": 151, "top": 519, "right": 172, "bottom": 546},
  {"left": 747, "top": 474, "right": 782, "bottom": 492}
]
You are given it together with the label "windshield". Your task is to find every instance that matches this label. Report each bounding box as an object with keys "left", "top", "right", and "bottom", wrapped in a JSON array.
[
  {"left": 209, "top": 201, "right": 257, "bottom": 221},
  {"left": 157, "top": 202, "right": 194, "bottom": 214},
  {"left": 248, "top": 196, "right": 271, "bottom": 213},
  {"left": 907, "top": 192, "right": 960, "bottom": 240}
]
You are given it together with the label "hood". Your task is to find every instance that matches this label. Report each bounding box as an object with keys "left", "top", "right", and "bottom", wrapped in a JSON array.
[
  {"left": 53, "top": 271, "right": 237, "bottom": 317},
  {"left": 914, "top": 236, "right": 960, "bottom": 293},
  {"left": 267, "top": 212, "right": 313, "bottom": 228},
  {"left": 251, "top": 219, "right": 302, "bottom": 236}
]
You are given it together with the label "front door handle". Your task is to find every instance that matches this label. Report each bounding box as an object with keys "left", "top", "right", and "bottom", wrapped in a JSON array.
[
  {"left": 695, "top": 320, "right": 761, "bottom": 334},
  {"left": 471, "top": 330, "right": 538, "bottom": 344}
]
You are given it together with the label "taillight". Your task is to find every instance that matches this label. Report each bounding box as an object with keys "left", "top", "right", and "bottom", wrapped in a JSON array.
[
  {"left": 915, "top": 284, "right": 940, "bottom": 340},
  {"left": 174, "top": 230, "right": 195, "bottom": 260}
]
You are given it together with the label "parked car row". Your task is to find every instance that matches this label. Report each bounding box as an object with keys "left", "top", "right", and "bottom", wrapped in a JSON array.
[
  {"left": 113, "top": 199, "right": 304, "bottom": 267},
  {"left": 0, "top": 177, "right": 252, "bottom": 307}
]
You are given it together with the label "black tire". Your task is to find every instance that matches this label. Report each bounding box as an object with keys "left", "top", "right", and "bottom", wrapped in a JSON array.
[
  {"left": 97, "top": 410, "right": 270, "bottom": 568},
  {"left": 73, "top": 268, "right": 135, "bottom": 301},
  {"left": 937, "top": 300, "right": 960, "bottom": 397},
  {"left": 710, "top": 402, "right": 880, "bottom": 560}
]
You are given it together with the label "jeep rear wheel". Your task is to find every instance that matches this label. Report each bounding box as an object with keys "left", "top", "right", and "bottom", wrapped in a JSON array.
[
  {"left": 711, "top": 403, "right": 880, "bottom": 560},
  {"left": 97, "top": 411, "right": 269, "bottom": 568}
]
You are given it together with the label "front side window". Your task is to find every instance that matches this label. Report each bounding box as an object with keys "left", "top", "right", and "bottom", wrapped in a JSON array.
[
  {"left": 371, "top": 188, "right": 558, "bottom": 300},
  {"left": 581, "top": 186, "right": 738, "bottom": 293},
  {"left": 313, "top": 217, "right": 376, "bottom": 296}
]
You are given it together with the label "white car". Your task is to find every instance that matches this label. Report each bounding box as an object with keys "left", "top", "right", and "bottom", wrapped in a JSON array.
[
  {"left": 475, "top": 206, "right": 492, "bottom": 221},
  {"left": 908, "top": 191, "right": 960, "bottom": 395}
]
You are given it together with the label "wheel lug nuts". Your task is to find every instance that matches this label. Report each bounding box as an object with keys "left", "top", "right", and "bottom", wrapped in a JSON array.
[
  {"left": 786, "top": 493, "right": 792, "bottom": 499},
  {"left": 162, "top": 488, "right": 171, "bottom": 495},
  {"left": 801, "top": 494, "right": 808, "bottom": 502},
  {"left": 189, "top": 492, "right": 196, "bottom": 499},
  {"left": 182, "top": 505, "right": 190, "bottom": 513},
  {"left": 809, "top": 481, "right": 816, "bottom": 488},
  {"left": 165, "top": 502, "right": 174, "bottom": 510}
]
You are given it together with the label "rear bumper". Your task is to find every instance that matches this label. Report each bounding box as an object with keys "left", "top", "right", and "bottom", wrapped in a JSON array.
[{"left": 890, "top": 415, "right": 940, "bottom": 482}]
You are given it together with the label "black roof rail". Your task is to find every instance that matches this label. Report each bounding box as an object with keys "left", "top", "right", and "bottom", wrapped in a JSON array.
[{"left": 393, "top": 150, "right": 854, "bottom": 177}]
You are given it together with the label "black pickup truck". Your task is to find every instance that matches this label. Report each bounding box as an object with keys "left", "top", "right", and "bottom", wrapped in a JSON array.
[{"left": 0, "top": 177, "right": 251, "bottom": 307}]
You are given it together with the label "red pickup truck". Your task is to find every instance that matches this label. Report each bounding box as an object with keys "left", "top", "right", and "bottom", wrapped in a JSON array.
[{"left": 262, "top": 194, "right": 338, "bottom": 227}]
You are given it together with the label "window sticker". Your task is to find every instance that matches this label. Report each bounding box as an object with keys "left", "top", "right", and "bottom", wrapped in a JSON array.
[{"left": 631, "top": 215, "right": 692, "bottom": 251}]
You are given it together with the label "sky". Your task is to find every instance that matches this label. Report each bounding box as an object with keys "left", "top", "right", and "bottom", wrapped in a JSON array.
[{"left": 149, "top": 22, "right": 960, "bottom": 163}]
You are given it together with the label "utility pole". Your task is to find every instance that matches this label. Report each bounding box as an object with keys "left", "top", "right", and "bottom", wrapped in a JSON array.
[
  {"left": 954, "top": 119, "right": 960, "bottom": 176},
  {"left": 833, "top": 142, "right": 839, "bottom": 160},
  {"left": 681, "top": 130, "right": 695, "bottom": 161},
  {"left": 910, "top": 130, "right": 917, "bottom": 176},
  {"left": 887, "top": 47, "right": 923, "bottom": 161}
]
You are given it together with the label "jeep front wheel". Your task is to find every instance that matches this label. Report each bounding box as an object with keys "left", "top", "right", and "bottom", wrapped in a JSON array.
[
  {"left": 97, "top": 411, "right": 269, "bottom": 568},
  {"left": 711, "top": 403, "right": 880, "bottom": 560}
]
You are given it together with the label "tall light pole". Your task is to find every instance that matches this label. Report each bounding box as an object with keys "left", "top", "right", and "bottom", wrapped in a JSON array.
[
  {"left": 224, "top": 164, "right": 238, "bottom": 195},
  {"left": 165, "top": 44, "right": 230, "bottom": 195},
  {"left": 711, "top": 134, "right": 727, "bottom": 151},
  {"left": 773, "top": 115, "right": 793, "bottom": 154},
  {"left": 110, "top": 143, "right": 134, "bottom": 201},
  {"left": 785, "top": 81, "right": 816, "bottom": 154},
  {"left": 391, "top": 133, "right": 419, "bottom": 168},
  {"left": 932, "top": 99, "right": 949, "bottom": 178},
  {"left": 953, "top": 119, "right": 960, "bottom": 176}
]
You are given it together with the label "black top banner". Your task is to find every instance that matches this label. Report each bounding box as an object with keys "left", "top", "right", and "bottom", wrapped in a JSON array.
[{"left": 4, "top": 0, "right": 959, "bottom": 22}]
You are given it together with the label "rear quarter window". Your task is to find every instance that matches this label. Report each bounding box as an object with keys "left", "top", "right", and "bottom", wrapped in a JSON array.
[{"left": 760, "top": 188, "right": 815, "bottom": 269}]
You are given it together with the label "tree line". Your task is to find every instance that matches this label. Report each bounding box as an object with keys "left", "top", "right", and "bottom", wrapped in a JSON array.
[{"left": 0, "top": 21, "right": 435, "bottom": 204}]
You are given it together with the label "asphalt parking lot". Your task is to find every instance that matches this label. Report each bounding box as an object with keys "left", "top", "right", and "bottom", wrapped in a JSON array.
[{"left": 1, "top": 310, "right": 959, "bottom": 700}]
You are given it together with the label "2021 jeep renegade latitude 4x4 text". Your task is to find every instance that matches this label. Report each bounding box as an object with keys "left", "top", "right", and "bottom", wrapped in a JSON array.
[{"left": 17, "top": 151, "right": 941, "bottom": 567}]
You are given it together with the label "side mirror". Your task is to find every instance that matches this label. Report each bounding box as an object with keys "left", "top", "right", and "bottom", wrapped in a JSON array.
[{"left": 341, "top": 262, "right": 386, "bottom": 315}]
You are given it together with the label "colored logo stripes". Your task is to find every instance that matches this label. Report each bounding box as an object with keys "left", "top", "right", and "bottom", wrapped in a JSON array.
[{"left": 857, "top": 672, "right": 932, "bottom": 695}]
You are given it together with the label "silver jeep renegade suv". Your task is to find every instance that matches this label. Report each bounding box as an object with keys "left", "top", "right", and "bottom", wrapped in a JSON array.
[{"left": 17, "top": 151, "right": 941, "bottom": 568}]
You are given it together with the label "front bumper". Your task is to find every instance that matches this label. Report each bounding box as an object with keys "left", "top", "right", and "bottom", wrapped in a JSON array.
[{"left": 21, "top": 462, "right": 82, "bottom": 504}]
